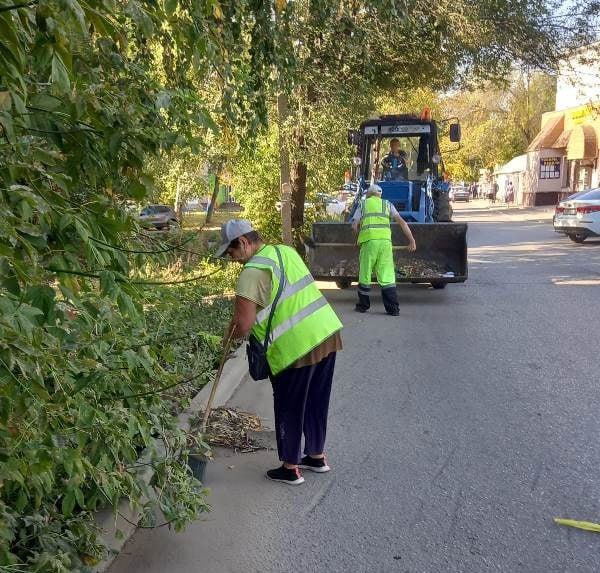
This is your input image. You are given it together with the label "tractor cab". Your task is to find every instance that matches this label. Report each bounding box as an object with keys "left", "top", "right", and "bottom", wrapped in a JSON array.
[{"left": 348, "top": 113, "right": 458, "bottom": 222}]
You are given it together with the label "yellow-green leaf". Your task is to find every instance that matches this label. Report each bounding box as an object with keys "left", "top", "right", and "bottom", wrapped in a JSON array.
[{"left": 554, "top": 518, "right": 600, "bottom": 533}]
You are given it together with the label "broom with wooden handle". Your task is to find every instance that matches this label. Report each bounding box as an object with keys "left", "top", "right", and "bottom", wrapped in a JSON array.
[{"left": 201, "top": 327, "right": 237, "bottom": 433}]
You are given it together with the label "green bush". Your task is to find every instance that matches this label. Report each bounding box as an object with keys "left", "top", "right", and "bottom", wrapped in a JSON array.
[{"left": 0, "top": 250, "right": 234, "bottom": 569}]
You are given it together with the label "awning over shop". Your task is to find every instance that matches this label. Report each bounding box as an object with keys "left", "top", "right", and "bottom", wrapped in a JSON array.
[
  {"left": 527, "top": 114, "right": 564, "bottom": 151},
  {"left": 567, "top": 124, "right": 598, "bottom": 160},
  {"left": 551, "top": 129, "right": 571, "bottom": 149}
]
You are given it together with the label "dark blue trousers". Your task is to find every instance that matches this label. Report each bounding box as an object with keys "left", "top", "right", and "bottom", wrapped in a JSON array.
[{"left": 270, "top": 352, "right": 336, "bottom": 465}]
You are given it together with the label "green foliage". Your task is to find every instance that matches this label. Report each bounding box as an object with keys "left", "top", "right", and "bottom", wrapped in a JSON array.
[
  {"left": 0, "top": 0, "right": 267, "bottom": 568},
  {"left": 146, "top": 149, "right": 210, "bottom": 208},
  {"left": 443, "top": 72, "right": 557, "bottom": 180},
  {"left": 231, "top": 124, "right": 283, "bottom": 241}
]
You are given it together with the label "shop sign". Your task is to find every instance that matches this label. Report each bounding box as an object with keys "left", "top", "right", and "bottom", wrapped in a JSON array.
[{"left": 568, "top": 104, "right": 598, "bottom": 125}]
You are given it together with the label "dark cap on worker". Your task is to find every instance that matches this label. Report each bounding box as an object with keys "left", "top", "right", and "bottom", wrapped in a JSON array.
[{"left": 215, "top": 219, "right": 255, "bottom": 257}]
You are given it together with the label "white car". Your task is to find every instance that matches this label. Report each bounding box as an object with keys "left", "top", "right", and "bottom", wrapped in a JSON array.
[
  {"left": 325, "top": 198, "right": 347, "bottom": 216},
  {"left": 449, "top": 185, "right": 470, "bottom": 202},
  {"left": 275, "top": 195, "right": 347, "bottom": 217},
  {"left": 554, "top": 188, "right": 600, "bottom": 243}
]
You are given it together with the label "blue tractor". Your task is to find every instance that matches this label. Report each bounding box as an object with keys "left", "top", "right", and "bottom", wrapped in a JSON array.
[{"left": 306, "top": 113, "right": 468, "bottom": 290}]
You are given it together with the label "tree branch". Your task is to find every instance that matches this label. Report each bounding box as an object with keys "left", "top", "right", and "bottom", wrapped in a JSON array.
[{"left": 0, "top": 0, "right": 37, "bottom": 12}]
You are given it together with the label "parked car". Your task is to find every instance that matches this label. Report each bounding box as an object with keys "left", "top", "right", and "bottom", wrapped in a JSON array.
[
  {"left": 219, "top": 200, "right": 243, "bottom": 212},
  {"left": 139, "top": 205, "right": 180, "bottom": 230},
  {"left": 553, "top": 188, "right": 600, "bottom": 243},
  {"left": 275, "top": 195, "right": 346, "bottom": 217},
  {"left": 449, "top": 184, "right": 470, "bottom": 202},
  {"left": 552, "top": 191, "right": 586, "bottom": 225}
]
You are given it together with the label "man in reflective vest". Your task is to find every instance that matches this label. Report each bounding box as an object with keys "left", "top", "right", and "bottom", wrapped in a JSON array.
[
  {"left": 351, "top": 184, "right": 416, "bottom": 315},
  {"left": 217, "top": 219, "right": 343, "bottom": 486}
]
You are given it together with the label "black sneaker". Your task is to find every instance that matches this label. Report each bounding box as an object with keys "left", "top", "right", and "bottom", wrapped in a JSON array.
[
  {"left": 355, "top": 305, "right": 368, "bottom": 313},
  {"left": 299, "top": 455, "right": 331, "bottom": 473},
  {"left": 266, "top": 465, "right": 305, "bottom": 485},
  {"left": 387, "top": 309, "right": 400, "bottom": 316}
]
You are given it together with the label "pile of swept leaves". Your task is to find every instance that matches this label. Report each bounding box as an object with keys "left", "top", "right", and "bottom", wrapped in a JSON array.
[{"left": 197, "top": 407, "right": 264, "bottom": 453}]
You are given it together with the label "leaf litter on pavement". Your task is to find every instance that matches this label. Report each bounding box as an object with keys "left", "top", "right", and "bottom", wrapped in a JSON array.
[{"left": 192, "top": 407, "right": 265, "bottom": 453}]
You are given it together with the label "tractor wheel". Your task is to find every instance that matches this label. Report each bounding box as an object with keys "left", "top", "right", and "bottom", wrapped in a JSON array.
[
  {"left": 430, "top": 282, "right": 447, "bottom": 290},
  {"left": 335, "top": 278, "right": 352, "bottom": 289},
  {"left": 433, "top": 192, "right": 452, "bottom": 222}
]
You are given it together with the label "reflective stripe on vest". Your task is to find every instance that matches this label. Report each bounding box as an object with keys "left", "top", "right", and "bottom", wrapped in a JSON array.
[
  {"left": 358, "top": 196, "right": 392, "bottom": 243},
  {"left": 244, "top": 244, "right": 342, "bottom": 375},
  {"left": 246, "top": 256, "right": 283, "bottom": 282},
  {"left": 271, "top": 296, "right": 328, "bottom": 341},
  {"left": 361, "top": 223, "right": 392, "bottom": 229}
]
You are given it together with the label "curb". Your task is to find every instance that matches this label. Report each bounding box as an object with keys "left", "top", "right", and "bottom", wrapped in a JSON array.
[{"left": 92, "top": 346, "right": 249, "bottom": 573}]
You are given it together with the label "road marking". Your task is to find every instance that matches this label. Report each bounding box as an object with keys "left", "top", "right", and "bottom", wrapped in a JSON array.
[{"left": 552, "top": 278, "right": 600, "bottom": 286}]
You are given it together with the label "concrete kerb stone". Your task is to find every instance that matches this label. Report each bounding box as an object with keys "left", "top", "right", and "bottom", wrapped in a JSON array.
[{"left": 92, "top": 345, "right": 249, "bottom": 573}]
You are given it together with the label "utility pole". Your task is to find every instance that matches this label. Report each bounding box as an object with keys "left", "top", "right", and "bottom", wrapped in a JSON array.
[{"left": 277, "top": 93, "right": 293, "bottom": 246}]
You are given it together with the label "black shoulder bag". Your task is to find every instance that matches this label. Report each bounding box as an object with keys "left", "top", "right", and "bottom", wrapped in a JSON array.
[{"left": 246, "top": 247, "right": 285, "bottom": 381}]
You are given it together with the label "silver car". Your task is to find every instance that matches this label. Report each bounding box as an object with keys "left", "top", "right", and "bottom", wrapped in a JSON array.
[
  {"left": 450, "top": 185, "right": 470, "bottom": 202},
  {"left": 139, "top": 205, "right": 180, "bottom": 230}
]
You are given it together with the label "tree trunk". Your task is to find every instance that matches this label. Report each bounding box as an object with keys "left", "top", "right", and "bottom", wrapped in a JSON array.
[
  {"left": 175, "top": 178, "right": 183, "bottom": 221},
  {"left": 291, "top": 130, "right": 307, "bottom": 230},
  {"left": 205, "top": 173, "right": 219, "bottom": 224},
  {"left": 289, "top": 85, "right": 316, "bottom": 235},
  {"left": 277, "top": 93, "right": 293, "bottom": 245}
]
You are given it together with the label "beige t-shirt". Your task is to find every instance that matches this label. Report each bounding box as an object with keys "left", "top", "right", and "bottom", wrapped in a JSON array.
[
  {"left": 236, "top": 267, "right": 272, "bottom": 307},
  {"left": 235, "top": 267, "right": 342, "bottom": 368}
]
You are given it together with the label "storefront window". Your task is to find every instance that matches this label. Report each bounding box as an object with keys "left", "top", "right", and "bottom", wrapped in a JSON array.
[{"left": 539, "top": 157, "right": 561, "bottom": 179}]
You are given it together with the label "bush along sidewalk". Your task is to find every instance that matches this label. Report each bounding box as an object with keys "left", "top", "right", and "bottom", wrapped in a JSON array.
[{"left": 0, "top": 221, "right": 238, "bottom": 571}]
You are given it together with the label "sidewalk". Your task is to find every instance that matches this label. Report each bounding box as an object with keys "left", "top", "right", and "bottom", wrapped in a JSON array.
[
  {"left": 107, "top": 378, "right": 281, "bottom": 573},
  {"left": 452, "top": 199, "right": 554, "bottom": 223}
]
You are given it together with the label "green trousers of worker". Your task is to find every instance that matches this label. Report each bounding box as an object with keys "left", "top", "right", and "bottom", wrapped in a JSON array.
[{"left": 357, "top": 239, "right": 399, "bottom": 314}]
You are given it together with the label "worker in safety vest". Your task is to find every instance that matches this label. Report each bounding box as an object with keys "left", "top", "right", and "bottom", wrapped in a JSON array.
[
  {"left": 218, "top": 220, "right": 343, "bottom": 486},
  {"left": 351, "top": 185, "right": 416, "bottom": 315}
]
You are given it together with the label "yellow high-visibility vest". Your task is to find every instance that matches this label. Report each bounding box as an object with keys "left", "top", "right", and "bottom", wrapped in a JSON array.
[
  {"left": 358, "top": 196, "right": 392, "bottom": 244},
  {"left": 245, "top": 245, "right": 342, "bottom": 375}
]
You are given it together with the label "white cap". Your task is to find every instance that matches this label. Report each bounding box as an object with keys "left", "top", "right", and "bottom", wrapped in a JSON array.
[
  {"left": 368, "top": 184, "right": 383, "bottom": 194},
  {"left": 215, "top": 219, "right": 255, "bottom": 257}
]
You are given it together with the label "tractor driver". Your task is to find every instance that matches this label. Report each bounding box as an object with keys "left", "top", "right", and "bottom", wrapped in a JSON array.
[{"left": 381, "top": 138, "right": 409, "bottom": 181}]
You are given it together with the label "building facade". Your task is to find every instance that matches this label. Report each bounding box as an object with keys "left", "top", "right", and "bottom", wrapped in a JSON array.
[
  {"left": 493, "top": 155, "right": 527, "bottom": 204},
  {"left": 522, "top": 45, "right": 600, "bottom": 206}
]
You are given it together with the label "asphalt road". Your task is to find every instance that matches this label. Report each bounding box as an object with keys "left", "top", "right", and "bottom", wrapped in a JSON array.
[{"left": 110, "top": 204, "right": 600, "bottom": 573}]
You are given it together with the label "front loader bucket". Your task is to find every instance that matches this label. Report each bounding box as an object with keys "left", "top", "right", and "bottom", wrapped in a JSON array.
[{"left": 307, "top": 222, "right": 468, "bottom": 285}]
